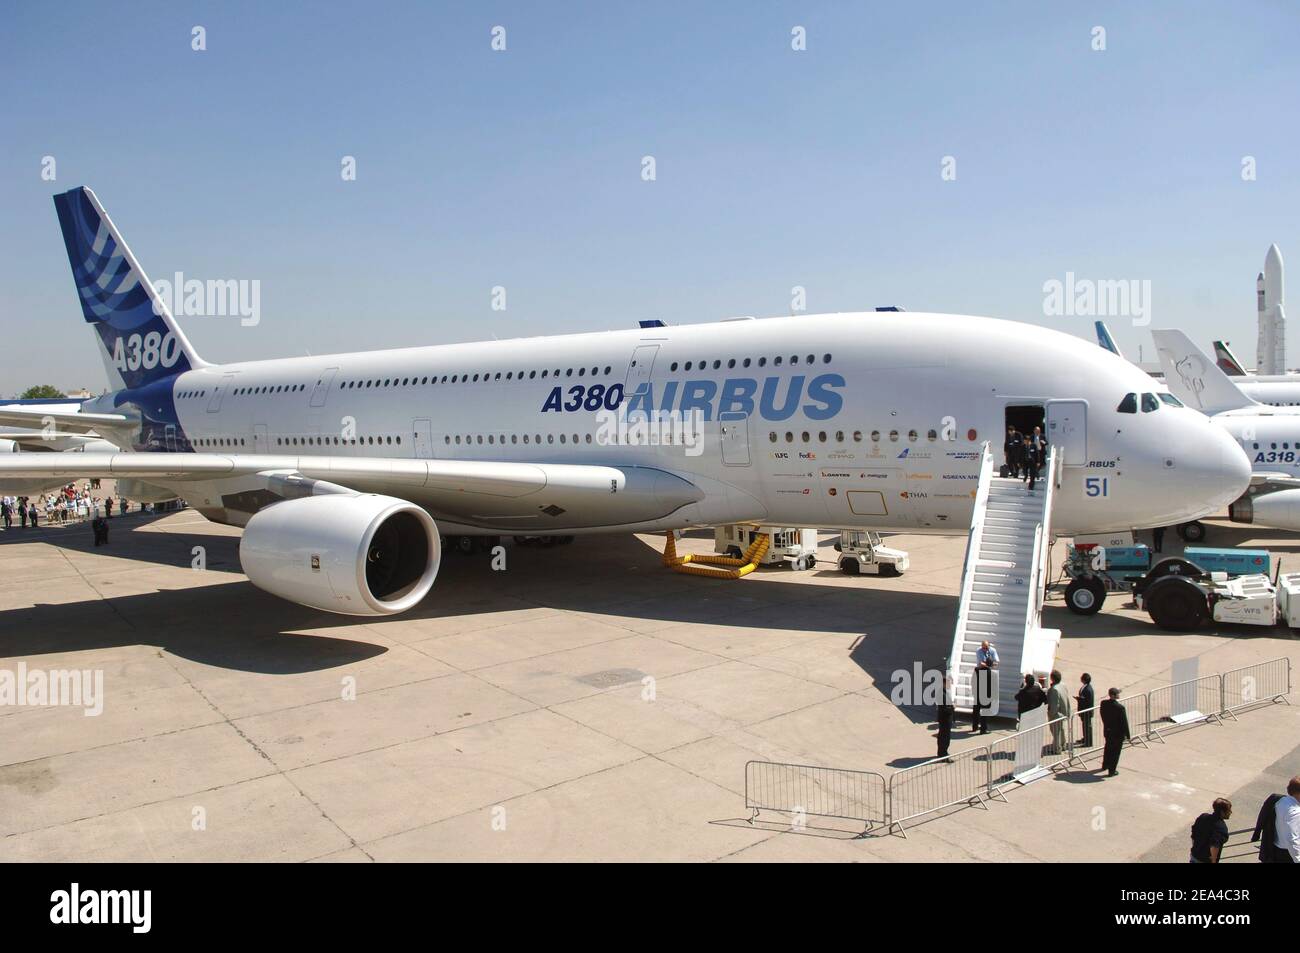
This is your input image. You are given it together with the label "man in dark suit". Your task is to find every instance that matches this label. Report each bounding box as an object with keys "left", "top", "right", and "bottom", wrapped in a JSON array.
[
  {"left": 1099, "top": 688, "right": 1131, "bottom": 777},
  {"left": 1251, "top": 792, "right": 1284, "bottom": 863},
  {"left": 1076, "top": 673, "right": 1095, "bottom": 747},
  {"left": 936, "top": 676, "right": 955, "bottom": 759},
  {"left": 1004, "top": 426, "right": 1021, "bottom": 478},
  {"left": 1014, "top": 673, "right": 1045, "bottom": 720}
]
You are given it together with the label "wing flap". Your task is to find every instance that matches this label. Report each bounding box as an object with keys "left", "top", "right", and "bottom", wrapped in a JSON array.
[
  {"left": 0, "top": 453, "right": 705, "bottom": 529},
  {"left": 0, "top": 408, "right": 130, "bottom": 435}
]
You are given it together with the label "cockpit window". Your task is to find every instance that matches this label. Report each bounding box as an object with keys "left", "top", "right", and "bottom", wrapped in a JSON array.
[
  {"left": 1117, "top": 393, "right": 1137, "bottom": 414},
  {"left": 1141, "top": 393, "right": 1160, "bottom": 412},
  {"left": 1157, "top": 393, "right": 1184, "bottom": 408}
]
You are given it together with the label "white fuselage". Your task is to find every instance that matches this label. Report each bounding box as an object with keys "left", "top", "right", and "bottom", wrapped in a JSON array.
[
  {"left": 1235, "top": 378, "right": 1300, "bottom": 408},
  {"left": 82, "top": 312, "right": 1251, "bottom": 536}
]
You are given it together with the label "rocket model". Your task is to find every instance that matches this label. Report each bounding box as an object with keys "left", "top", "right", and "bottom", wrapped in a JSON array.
[{"left": 1256, "top": 243, "right": 1286, "bottom": 375}]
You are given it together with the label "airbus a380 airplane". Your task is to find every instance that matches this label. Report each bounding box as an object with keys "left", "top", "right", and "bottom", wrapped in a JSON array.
[{"left": 0, "top": 187, "right": 1250, "bottom": 616}]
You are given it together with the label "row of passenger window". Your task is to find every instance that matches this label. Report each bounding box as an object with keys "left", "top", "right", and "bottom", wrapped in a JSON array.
[
  {"left": 670, "top": 354, "right": 832, "bottom": 372},
  {"left": 768, "top": 427, "right": 978, "bottom": 444},
  {"left": 176, "top": 354, "right": 838, "bottom": 403},
  {"left": 192, "top": 435, "right": 403, "bottom": 448},
  {"left": 339, "top": 366, "right": 616, "bottom": 389}
]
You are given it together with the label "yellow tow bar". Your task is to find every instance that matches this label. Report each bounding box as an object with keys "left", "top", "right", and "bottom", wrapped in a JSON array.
[{"left": 661, "top": 531, "right": 770, "bottom": 579}]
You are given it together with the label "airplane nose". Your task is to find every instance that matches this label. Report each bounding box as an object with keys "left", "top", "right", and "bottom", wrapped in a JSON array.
[{"left": 1170, "top": 421, "right": 1251, "bottom": 518}]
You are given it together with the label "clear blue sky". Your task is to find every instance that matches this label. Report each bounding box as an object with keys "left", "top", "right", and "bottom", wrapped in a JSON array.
[{"left": 2, "top": 1, "right": 1298, "bottom": 394}]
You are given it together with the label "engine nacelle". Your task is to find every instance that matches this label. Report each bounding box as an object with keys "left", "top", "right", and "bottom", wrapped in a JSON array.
[
  {"left": 1229, "top": 488, "right": 1300, "bottom": 531},
  {"left": 0, "top": 439, "right": 16, "bottom": 453},
  {"left": 240, "top": 494, "right": 440, "bottom": 616}
]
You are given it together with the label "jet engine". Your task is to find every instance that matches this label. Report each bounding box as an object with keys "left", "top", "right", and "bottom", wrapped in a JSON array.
[
  {"left": 240, "top": 494, "right": 440, "bottom": 616},
  {"left": 1229, "top": 489, "right": 1300, "bottom": 532}
]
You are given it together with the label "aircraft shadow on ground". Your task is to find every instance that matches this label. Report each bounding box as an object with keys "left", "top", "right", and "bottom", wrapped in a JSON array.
[{"left": 0, "top": 525, "right": 964, "bottom": 679}]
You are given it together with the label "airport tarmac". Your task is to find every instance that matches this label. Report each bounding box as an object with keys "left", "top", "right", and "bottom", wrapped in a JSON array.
[{"left": 1, "top": 506, "right": 1297, "bottom": 862}]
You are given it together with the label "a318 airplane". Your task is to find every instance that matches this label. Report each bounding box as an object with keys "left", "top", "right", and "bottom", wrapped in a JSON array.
[
  {"left": 0, "top": 187, "right": 1250, "bottom": 616},
  {"left": 1153, "top": 328, "right": 1300, "bottom": 535}
]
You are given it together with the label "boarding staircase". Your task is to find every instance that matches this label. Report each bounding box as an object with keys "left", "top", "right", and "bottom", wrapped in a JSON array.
[{"left": 948, "top": 444, "right": 1062, "bottom": 718}]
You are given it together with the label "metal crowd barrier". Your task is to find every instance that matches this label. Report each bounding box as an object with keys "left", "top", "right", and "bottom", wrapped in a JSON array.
[
  {"left": 887, "top": 747, "right": 991, "bottom": 832},
  {"left": 744, "top": 760, "right": 887, "bottom": 832},
  {"left": 985, "top": 712, "right": 1072, "bottom": 790},
  {"left": 1221, "top": 658, "right": 1292, "bottom": 715},
  {"left": 745, "top": 658, "right": 1292, "bottom": 836},
  {"left": 1147, "top": 674, "right": 1228, "bottom": 737}
]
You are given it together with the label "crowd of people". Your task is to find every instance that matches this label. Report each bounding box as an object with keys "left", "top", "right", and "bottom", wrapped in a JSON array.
[
  {"left": 936, "top": 645, "right": 1132, "bottom": 779},
  {"left": 1003, "top": 424, "right": 1049, "bottom": 490},
  {"left": 1, "top": 482, "right": 128, "bottom": 530},
  {"left": 934, "top": 642, "right": 1300, "bottom": 863}
]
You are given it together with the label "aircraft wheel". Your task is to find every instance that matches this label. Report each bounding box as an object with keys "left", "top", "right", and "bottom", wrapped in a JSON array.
[
  {"left": 1177, "top": 521, "right": 1206, "bottom": 543},
  {"left": 1145, "top": 577, "right": 1209, "bottom": 631},
  {"left": 1065, "top": 576, "right": 1106, "bottom": 615},
  {"left": 726, "top": 546, "right": 743, "bottom": 560},
  {"left": 840, "top": 557, "right": 860, "bottom": 576}
]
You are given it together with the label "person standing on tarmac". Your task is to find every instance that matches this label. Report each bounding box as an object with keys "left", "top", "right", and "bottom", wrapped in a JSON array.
[
  {"left": 936, "top": 676, "right": 955, "bottom": 760},
  {"left": 1099, "top": 688, "right": 1131, "bottom": 777}
]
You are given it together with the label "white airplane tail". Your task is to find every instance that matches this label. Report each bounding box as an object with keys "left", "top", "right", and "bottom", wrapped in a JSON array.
[{"left": 1151, "top": 329, "right": 1257, "bottom": 414}]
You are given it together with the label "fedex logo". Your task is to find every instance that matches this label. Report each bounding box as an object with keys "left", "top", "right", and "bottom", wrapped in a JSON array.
[{"left": 542, "top": 374, "right": 845, "bottom": 421}]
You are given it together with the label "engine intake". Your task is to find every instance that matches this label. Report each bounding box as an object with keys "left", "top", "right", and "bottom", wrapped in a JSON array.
[{"left": 240, "top": 494, "right": 440, "bottom": 615}]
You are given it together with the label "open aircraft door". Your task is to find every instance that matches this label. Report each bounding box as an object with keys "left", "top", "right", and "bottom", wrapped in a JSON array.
[{"left": 1045, "top": 399, "right": 1088, "bottom": 465}]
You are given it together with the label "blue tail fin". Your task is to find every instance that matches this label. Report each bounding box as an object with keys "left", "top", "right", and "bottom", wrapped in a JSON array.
[
  {"left": 1094, "top": 321, "right": 1122, "bottom": 359},
  {"left": 53, "top": 187, "right": 205, "bottom": 390}
]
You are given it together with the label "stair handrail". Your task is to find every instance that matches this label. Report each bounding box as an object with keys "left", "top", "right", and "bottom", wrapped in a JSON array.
[
  {"left": 1021, "top": 445, "right": 1059, "bottom": 653},
  {"left": 947, "top": 441, "right": 995, "bottom": 698}
]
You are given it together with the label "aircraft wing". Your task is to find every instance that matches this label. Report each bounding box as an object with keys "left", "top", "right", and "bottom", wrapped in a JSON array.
[
  {"left": 0, "top": 407, "right": 130, "bottom": 435},
  {"left": 0, "top": 452, "right": 705, "bottom": 528},
  {"left": 1250, "top": 471, "right": 1300, "bottom": 488}
]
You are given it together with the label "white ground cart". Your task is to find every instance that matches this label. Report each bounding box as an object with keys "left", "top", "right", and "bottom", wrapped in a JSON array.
[
  {"left": 833, "top": 530, "right": 910, "bottom": 577},
  {"left": 713, "top": 525, "right": 820, "bottom": 570}
]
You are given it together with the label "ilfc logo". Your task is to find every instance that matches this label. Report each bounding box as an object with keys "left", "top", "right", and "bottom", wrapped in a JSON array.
[{"left": 542, "top": 374, "right": 845, "bottom": 422}]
